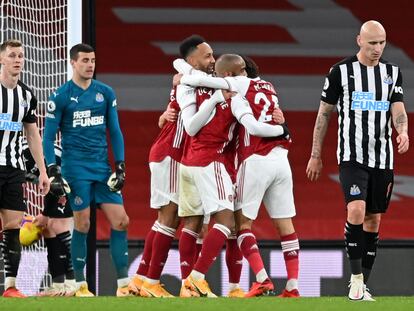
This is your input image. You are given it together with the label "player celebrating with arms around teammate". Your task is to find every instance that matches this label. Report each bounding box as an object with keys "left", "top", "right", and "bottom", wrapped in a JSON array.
[{"left": 43, "top": 43, "right": 130, "bottom": 297}]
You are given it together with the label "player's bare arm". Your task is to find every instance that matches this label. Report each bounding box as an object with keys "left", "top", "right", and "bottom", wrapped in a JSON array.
[
  {"left": 24, "top": 122, "right": 50, "bottom": 195},
  {"left": 391, "top": 101, "right": 409, "bottom": 154},
  {"left": 158, "top": 103, "right": 178, "bottom": 128},
  {"left": 306, "top": 100, "right": 335, "bottom": 181}
]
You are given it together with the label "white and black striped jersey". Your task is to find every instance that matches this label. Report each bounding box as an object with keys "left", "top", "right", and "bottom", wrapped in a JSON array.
[
  {"left": 321, "top": 55, "right": 404, "bottom": 170},
  {"left": 0, "top": 80, "right": 38, "bottom": 170}
]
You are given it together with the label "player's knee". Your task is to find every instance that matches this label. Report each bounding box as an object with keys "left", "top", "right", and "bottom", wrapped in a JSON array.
[
  {"left": 75, "top": 218, "right": 90, "bottom": 233},
  {"left": 117, "top": 214, "right": 129, "bottom": 231}
]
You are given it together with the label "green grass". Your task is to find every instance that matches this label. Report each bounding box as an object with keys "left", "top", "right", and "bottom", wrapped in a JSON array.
[{"left": 0, "top": 297, "right": 413, "bottom": 311}]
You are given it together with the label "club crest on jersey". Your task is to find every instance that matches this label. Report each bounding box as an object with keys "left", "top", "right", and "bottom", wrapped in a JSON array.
[
  {"left": 47, "top": 101, "right": 56, "bottom": 112},
  {"left": 95, "top": 92, "right": 104, "bottom": 102},
  {"left": 383, "top": 75, "right": 393, "bottom": 85},
  {"left": 20, "top": 99, "right": 28, "bottom": 107},
  {"left": 74, "top": 196, "right": 83, "bottom": 206}
]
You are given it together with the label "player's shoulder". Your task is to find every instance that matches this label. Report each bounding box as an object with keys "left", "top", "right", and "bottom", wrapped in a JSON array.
[
  {"left": 17, "top": 80, "right": 35, "bottom": 97},
  {"left": 328, "top": 56, "right": 357, "bottom": 73},
  {"left": 379, "top": 58, "right": 400, "bottom": 69},
  {"left": 91, "top": 79, "right": 115, "bottom": 95},
  {"left": 50, "top": 81, "right": 71, "bottom": 101}
]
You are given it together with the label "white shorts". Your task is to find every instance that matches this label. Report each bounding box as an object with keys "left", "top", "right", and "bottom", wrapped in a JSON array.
[
  {"left": 178, "top": 162, "right": 234, "bottom": 217},
  {"left": 149, "top": 156, "right": 180, "bottom": 208},
  {"left": 235, "top": 147, "right": 296, "bottom": 219}
]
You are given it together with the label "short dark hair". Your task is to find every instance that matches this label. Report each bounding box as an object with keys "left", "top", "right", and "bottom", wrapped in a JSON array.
[
  {"left": 179, "top": 35, "right": 206, "bottom": 59},
  {"left": 241, "top": 55, "right": 260, "bottom": 78},
  {"left": 70, "top": 43, "right": 95, "bottom": 60},
  {"left": 0, "top": 39, "right": 23, "bottom": 52}
]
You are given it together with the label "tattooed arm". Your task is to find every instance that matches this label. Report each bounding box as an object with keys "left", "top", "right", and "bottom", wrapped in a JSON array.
[
  {"left": 306, "top": 100, "right": 336, "bottom": 181},
  {"left": 391, "top": 101, "right": 409, "bottom": 154}
]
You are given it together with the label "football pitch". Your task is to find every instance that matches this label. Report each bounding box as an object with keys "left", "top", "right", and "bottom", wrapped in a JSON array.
[{"left": 0, "top": 297, "right": 413, "bottom": 311}]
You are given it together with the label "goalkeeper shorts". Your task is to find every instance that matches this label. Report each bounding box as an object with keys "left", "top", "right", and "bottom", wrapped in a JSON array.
[{"left": 68, "top": 179, "right": 123, "bottom": 211}]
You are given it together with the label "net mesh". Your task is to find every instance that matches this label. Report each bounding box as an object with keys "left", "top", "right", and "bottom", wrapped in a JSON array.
[{"left": 0, "top": 0, "right": 68, "bottom": 295}]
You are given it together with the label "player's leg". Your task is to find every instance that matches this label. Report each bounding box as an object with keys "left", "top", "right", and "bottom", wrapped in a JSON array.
[
  {"left": 68, "top": 180, "right": 93, "bottom": 297},
  {"left": 0, "top": 209, "right": 25, "bottom": 298},
  {"left": 140, "top": 202, "right": 179, "bottom": 298},
  {"left": 1, "top": 171, "right": 27, "bottom": 298},
  {"left": 139, "top": 158, "right": 181, "bottom": 297},
  {"left": 272, "top": 218, "right": 300, "bottom": 297},
  {"left": 100, "top": 202, "right": 130, "bottom": 296},
  {"left": 186, "top": 163, "right": 235, "bottom": 297},
  {"left": 361, "top": 167, "right": 393, "bottom": 301},
  {"left": 264, "top": 149, "right": 299, "bottom": 298},
  {"left": 339, "top": 162, "right": 369, "bottom": 300},
  {"left": 235, "top": 159, "right": 273, "bottom": 297},
  {"left": 50, "top": 216, "right": 76, "bottom": 296},
  {"left": 361, "top": 213, "right": 380, "bottom": 301},
  {"left": 177, "top": 164, "right": 204, "bottom": 296},
  {"left": 40, "top": 194, "right": 73, "bottom": 296},
  {"left": 41, "top": 220, "right": 66, "bottom": 296},
  {"left": 130, "top": 220, "right": 159, "bottom": 295}
]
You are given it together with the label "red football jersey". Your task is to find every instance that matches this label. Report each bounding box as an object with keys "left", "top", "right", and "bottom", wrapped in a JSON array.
[
  {"left": 234, "top": 77, "right": 291, "bottom": 163},
  {"left": 149, "top": 87, "right": 187, "bottom": 163},
  {"left": 181, "top": 87, "right": 238, "bottom": 175}
]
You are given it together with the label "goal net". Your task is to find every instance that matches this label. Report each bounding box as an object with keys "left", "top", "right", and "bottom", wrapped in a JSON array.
[{"left": 0, "top": 0, "right": 81, "bottom": 295}]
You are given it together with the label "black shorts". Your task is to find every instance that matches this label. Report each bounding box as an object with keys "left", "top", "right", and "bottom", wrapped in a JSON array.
[
  {"left": 0, "top": 166, "right": 26, "bottom": 212},
  {"left": 339, "top": 161, "right": 394, "bottom": 214},
  {"left": 42, "top": 193, "right": 73, "bottom": 218}
]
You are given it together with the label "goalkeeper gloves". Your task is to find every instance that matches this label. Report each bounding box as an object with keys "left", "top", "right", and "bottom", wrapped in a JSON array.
[
  {"left": 47, "top": 164, "right": 71, "bottom": 197},
  {"left": 107, "top": 161, "right": 125, "bottom": 192}
]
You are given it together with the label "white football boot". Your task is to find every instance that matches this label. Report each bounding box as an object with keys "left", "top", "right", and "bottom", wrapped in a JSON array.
[{"left": 348, "top": 273, "right": 364, "bottom": 300}]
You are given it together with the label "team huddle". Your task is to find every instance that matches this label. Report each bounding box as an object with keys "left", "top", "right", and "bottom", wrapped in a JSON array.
[{"left": 0, "top": 19, "right": 409, "bottom": 301}]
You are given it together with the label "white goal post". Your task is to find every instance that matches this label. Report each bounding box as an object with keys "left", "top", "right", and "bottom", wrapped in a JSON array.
[{"left": 0, "top": 0, "right": 82, "bottom": 295}]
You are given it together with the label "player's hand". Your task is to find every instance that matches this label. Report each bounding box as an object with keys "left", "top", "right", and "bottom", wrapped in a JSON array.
[
  {"left": 306, "top": 156, "right": 323, "bottom": 181},
  {"left": 272, "top": 108, "right": 285, "bottom": 124},
  {"left": 396, "top": 132, "right": 409, "bottom": 154},
  {"left": 107, "top": 161, "right": 125, "bottom": 192},
  {"left": 34, "top": 214, "right": 49, "bottom": 228},
  {"left": 38, "top": 170, "right": 50, "bottom": 195},
  {"left": 163, "top": 104, "right": 178, "bottom": 123},
  {"left": 221, "top": 90, "right": 237, "bottom": 101},
  {"left": 47, "top": 164, "right": 71, "bottom": 197},
  {"left": 173, "top": 73, "right": 183, "bottom": 86}
]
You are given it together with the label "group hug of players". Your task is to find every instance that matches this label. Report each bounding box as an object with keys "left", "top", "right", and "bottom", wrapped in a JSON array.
[{"left": 11, "top": 20, "right": 405, "bottom": 300}]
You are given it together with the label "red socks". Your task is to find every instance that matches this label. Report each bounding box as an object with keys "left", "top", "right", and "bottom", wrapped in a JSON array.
[
  {"left": 237, "top": 229, "right": 265, "bottom": 275},
  {"left": 146, "top": 224, "right": 176, "bottom": 280},
  {"left": 281, "top": 232, "right": 299, "bottom": 280},
  {"left": 136, "top": 221, "right": 159, "bottom": 276},
  {"left": 226, "top": 236, "right": 243, "bottom": 283},
  {"left": 179, "top": 228, "right": 198, "bottom": 279},
  {"left": 194, "top": 224, "right": 230, "bottom": 275}
]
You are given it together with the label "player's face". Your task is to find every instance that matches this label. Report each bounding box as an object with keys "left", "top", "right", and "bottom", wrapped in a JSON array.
[
  {"left": 189, "top": 43, "right": 215, "bottom": 74},
  {"left": 0, "top": 46, "right": 24, "bottom": 77},
  {"left": 215, "top": 59, "right": 247, "bottom": 78},
  {"left": 357, "top": 30, "right": 386, "bottom": 65},
  {"left": 72, "top": 52, "right": 95, "bottom": 80}
]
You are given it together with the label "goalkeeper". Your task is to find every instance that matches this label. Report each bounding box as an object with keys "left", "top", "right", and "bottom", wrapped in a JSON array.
[
  {"left": 43, "top": 43, "right": 130, "bottom": 297},
  {"left": 22, "top": 141, "right": 76, "bottom": 296}
]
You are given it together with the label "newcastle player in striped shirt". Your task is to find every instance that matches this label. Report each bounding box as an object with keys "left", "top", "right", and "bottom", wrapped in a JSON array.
[
  {"left": 306, "top": 21, "right": 409, "bottom": 301},
  {"left": 0, "top": 39, "right": 50, "bottom": 298}
]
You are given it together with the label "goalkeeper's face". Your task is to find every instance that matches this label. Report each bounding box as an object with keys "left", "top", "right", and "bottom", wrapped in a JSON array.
[
  {"left": 0, "top": 46, "right": 24, "bottom": 77},
  {"left": 72, "top": 52, "right": 96, "bottom": 80}
]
